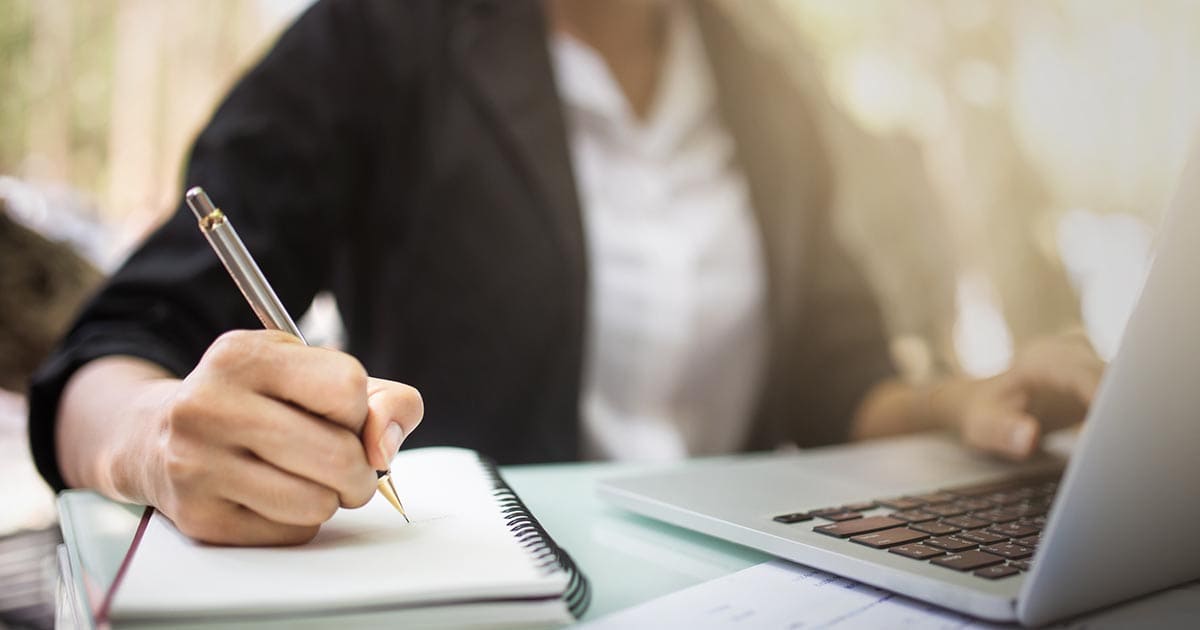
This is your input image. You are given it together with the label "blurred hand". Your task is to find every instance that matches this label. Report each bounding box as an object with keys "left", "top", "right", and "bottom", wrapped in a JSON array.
[
  {"left": 951, "top": 333, "right": 1103, "bottom": 460},
  {"left": 140, "top": 330, "right": 422, "bottom": 545}
]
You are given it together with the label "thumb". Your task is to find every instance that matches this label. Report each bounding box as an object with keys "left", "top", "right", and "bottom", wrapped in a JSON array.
[
  {"left": 361, "top": 377, "right": 424, "bottom": 470},
  {"left": 960, "top": 384, "right": 1041, "bottom": 460},
  {"left": 992, "top": 413, "right": 1041, "bottom": 460},
  {"left": 1068, "top": 362, "right": 1103, "bottom": 407}
]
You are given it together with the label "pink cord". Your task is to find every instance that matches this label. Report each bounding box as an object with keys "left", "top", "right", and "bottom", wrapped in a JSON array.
[{"left": 95, "top": 506, "right": 155, "bottom": 626}]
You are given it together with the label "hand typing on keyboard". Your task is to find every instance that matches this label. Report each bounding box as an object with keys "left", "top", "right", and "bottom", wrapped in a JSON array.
[
  {"left": 851, "top": 332, "right": 1104, "bottom": 460},
  {"left": 953, "top": 333, "right": 1103, "bottom": 459}
]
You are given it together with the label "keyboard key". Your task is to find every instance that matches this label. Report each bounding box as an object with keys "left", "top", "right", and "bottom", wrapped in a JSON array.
[
  {"left": 953, "top": 499, "right": 995, "bottom": 512},
  {"left": 943, "top": 471, "right": 1061, "bottom": 499},
  {"left": 994, "top": 508, "right": 1026, "bottom": 522},
  {"left": 958, "top": 529, "right": 1008, "bottom": 545},
  {"left": 1008, "top": 503, "right": 1048, "bottom": 518},
  {"left": 911, "top": 492, "right": 957, "bottom": 505},
  {"left": 983, "top": 492, "right": 1025, "bottom": 506},
  {"left": 911, "top": 521, "right": 960, "bottom": 536},
  {"left": 1009, "top": 560, "right": 1032, "bottom": 571},
  {"left": 925, "top": 504, "right": 968, "bottom": 517},
  {"left": 932, "top": 550, "right": 1005, "bottom": 571},
  {"left": 808, "top": 507, "right": 850, "bottom": 518},
  {"left": 1017, "top": 534, "right": 1041, "bottom": 548},
  {"left": 889, "top": 543, "right": 945, "bottom": 560},
  {"left": 924, "top": 536, "right": 978, "bottom": 552},
  {"left": 841, "top": 501, "right": 878, "bottom": 512},
  {"left": 773, "top": 512, "right": 813, "bottom": 524},
  {"left": 975, "top": 565, "right": 1020, "bottom": 579},
  {"left": 878, "top": 497, "right": 926, "bottom": 511},
  {"left": 814, "top": 516, "right": 905, "bottom": 538},
  {"left": 1012, "top": 487, "right": 1041, "bottom": 500},
  {"left": 889, "top": 510, "right": 938, "bottom": 523},
  {"left": 980, "top": 543, "right": 1034, "bottom": 560},
  {"left": 820, "top": 512, "right": 865, "bottom": 522},
  {"left": 988, "top": 522, "right": 1039, "bottom": 538},
  {"left": 942, "top": 515, "right": 990, "bottom": 530},
  {"left": 972, "top": 508, "right": 1021, "bottom": 524},
  {"left": 851, "top": 527, "right": 929, "bottom": 549}
]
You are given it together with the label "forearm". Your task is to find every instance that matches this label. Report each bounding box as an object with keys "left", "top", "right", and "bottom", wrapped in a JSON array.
[
  {"left": 849, "top": 377, "right": 974, "bottom": 441},
  {"left": 56, "top": 356, "right": 179, "bottom": 505}
]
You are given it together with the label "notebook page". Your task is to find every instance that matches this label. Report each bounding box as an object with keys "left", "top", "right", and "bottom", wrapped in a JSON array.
[{"left": 111, "top": 448, "right": 568, "bottom": 620}]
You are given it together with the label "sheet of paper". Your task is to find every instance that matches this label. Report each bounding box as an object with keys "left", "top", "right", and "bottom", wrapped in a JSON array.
[{"left": 576, "top": 559, "right": 1200, "bottom": 629}]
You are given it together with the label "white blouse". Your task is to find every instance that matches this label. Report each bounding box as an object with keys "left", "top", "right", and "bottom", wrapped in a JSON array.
[{"left": 550, "top": 2, "right": 769, "bottom": 461}]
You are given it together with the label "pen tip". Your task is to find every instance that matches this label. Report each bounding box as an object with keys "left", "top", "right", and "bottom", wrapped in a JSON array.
[{"left": 377, "top": 474, "right": 409, "bottom": 521}]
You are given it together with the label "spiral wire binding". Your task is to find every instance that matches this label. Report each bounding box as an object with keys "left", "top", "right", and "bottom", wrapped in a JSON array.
[{"left": 479, "top": 456, "right": 592, "bottom": 619}]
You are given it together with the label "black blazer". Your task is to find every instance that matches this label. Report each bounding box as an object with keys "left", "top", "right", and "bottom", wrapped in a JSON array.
[{"left": 30, "top": 0, "right": 895, "bottom": 490}]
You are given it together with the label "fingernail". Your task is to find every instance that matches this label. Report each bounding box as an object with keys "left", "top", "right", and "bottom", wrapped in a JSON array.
[
  {"left": 1010, "top": 422, "right": 1036, "bottom": 454},
  {"left": 379, "top": 422, "right": 404, "bottom": 463}
]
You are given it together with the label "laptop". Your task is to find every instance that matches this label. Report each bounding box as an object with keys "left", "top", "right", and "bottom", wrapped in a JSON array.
[{"left": 598, "top": 149, "right": 1200, "bottom": 626}]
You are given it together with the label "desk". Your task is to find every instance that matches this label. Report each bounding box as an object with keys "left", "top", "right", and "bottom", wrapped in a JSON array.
[
  {"left": 57, "top": 459, "right": 1199, "bottom": 628},
  {"left": 503, "top": 461, "right": 770, "bottom": 619},
  {"left": 55, "top": 459, "right": 766, "bottom": 627}
]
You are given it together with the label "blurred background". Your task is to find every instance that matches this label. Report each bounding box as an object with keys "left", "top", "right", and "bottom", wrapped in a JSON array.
[{"left": 2, "top": 0, "right": 1199, "bottom": 625}]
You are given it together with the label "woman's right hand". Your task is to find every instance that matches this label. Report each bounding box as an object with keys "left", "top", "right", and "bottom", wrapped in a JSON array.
[{"left": 57, "top": 330, "right": 423, "bottom": 546}]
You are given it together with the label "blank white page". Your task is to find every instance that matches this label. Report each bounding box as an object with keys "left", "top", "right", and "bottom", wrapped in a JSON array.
[{"left": 111, "top": 448, "right": 568, "bottom": 620}]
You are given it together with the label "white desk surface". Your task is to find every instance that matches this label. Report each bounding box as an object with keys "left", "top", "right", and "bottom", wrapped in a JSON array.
[{"left": 503, "top": 460, "right": 770, "bottom": 619}]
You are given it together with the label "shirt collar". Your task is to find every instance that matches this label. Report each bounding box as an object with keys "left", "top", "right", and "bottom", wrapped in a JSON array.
[{"left": 549, "top": 1, "right": 717, "bottom": 156}]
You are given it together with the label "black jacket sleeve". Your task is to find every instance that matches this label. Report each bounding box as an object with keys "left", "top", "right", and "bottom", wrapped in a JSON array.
[{"left": 28, "top": 0, "right": 395, "bottom": 491}]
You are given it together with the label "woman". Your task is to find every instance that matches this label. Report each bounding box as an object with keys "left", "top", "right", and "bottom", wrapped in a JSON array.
[{"left": 29, "top": 0, "right": 1100, "bottom": 545}]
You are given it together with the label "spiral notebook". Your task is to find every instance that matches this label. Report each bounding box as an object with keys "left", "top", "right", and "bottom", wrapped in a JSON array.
[{"left": 103, "top": 447, "right": 589, "bottom": 628}]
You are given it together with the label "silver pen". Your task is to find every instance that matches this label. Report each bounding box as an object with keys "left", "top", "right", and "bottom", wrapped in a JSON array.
[{"left": 184, "top": 186, "right": 409, "bottom": 522}]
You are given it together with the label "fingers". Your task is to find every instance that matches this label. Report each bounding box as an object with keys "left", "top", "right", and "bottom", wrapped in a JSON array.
[
  {"left": 963, "top": 409, "right": 1042, "bottom": 460},
  {"left": 216, "top": 453, "right": 343, "bottom": 527},
  {"left": 1016, "top": 359, "right": 1101, "bottom": 408},
  {"left": 157, "top": 445, "right": 322, "bottom": 545},
  {"left": 1014, "top": 335, "right": 1106, "bottom": 406},
  {"left": 222, "top": 506, "right": 321, "bottom": 547},
  {"left": 958, "top": 377, "right": 1043, "bottom": 460},
  {"left": 201, "top": 330, "right": 370, "bottom": 432},
  {"left": 361, "top": 377, "right": 424, "bottom": 470},
  {"left": 1012, "top": 358, "right": 1100, "bottom": 434},
  {"left": 168, "top": 374, "right": 377, "bottom": 508},
  {"left": 1064, "top": 361, "right": 1102, "bottom": 406},
  {"left": 159, "top": 329, "right": 428, "bottom": 545},
  {"left": 169, "top": 498, "right": 321, "bottom": 547},
  {"left": 232, "top": 396, "right": 377, "bottom": 508}
]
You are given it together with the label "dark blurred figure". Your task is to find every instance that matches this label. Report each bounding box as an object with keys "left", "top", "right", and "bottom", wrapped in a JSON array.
[
  {"left": 0, "top": 198, "right": 99, "bottom": 630},
  {"left": 0, "top": 200, "right": 101, "bottom": 392}
]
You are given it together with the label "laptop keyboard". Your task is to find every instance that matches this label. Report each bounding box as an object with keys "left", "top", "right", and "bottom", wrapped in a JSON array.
[{"left": 772, "top": 470, "right": 1061, "bottom": 580}]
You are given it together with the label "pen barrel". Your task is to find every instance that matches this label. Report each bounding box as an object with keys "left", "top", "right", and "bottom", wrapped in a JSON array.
[{"left": 201, "top": 220, "right": 307, "bottom": 344}]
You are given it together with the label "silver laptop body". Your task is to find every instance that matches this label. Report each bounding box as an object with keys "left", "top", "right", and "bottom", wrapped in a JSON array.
[{"left": 599, "top": 150, "right": 1200, "bottom": 626}]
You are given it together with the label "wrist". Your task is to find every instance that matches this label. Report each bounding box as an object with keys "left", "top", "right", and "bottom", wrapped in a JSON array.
[{"left": 103, "top": 378, "right": 179, "bottom": 507}]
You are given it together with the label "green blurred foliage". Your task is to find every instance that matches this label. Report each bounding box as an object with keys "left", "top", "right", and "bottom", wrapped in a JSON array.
[
  {"left": 0, "top": 0, "right": 114, "bottom": 191},
  {"left": 0, "top": 0, "right": 33, "bottom": 174}
]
